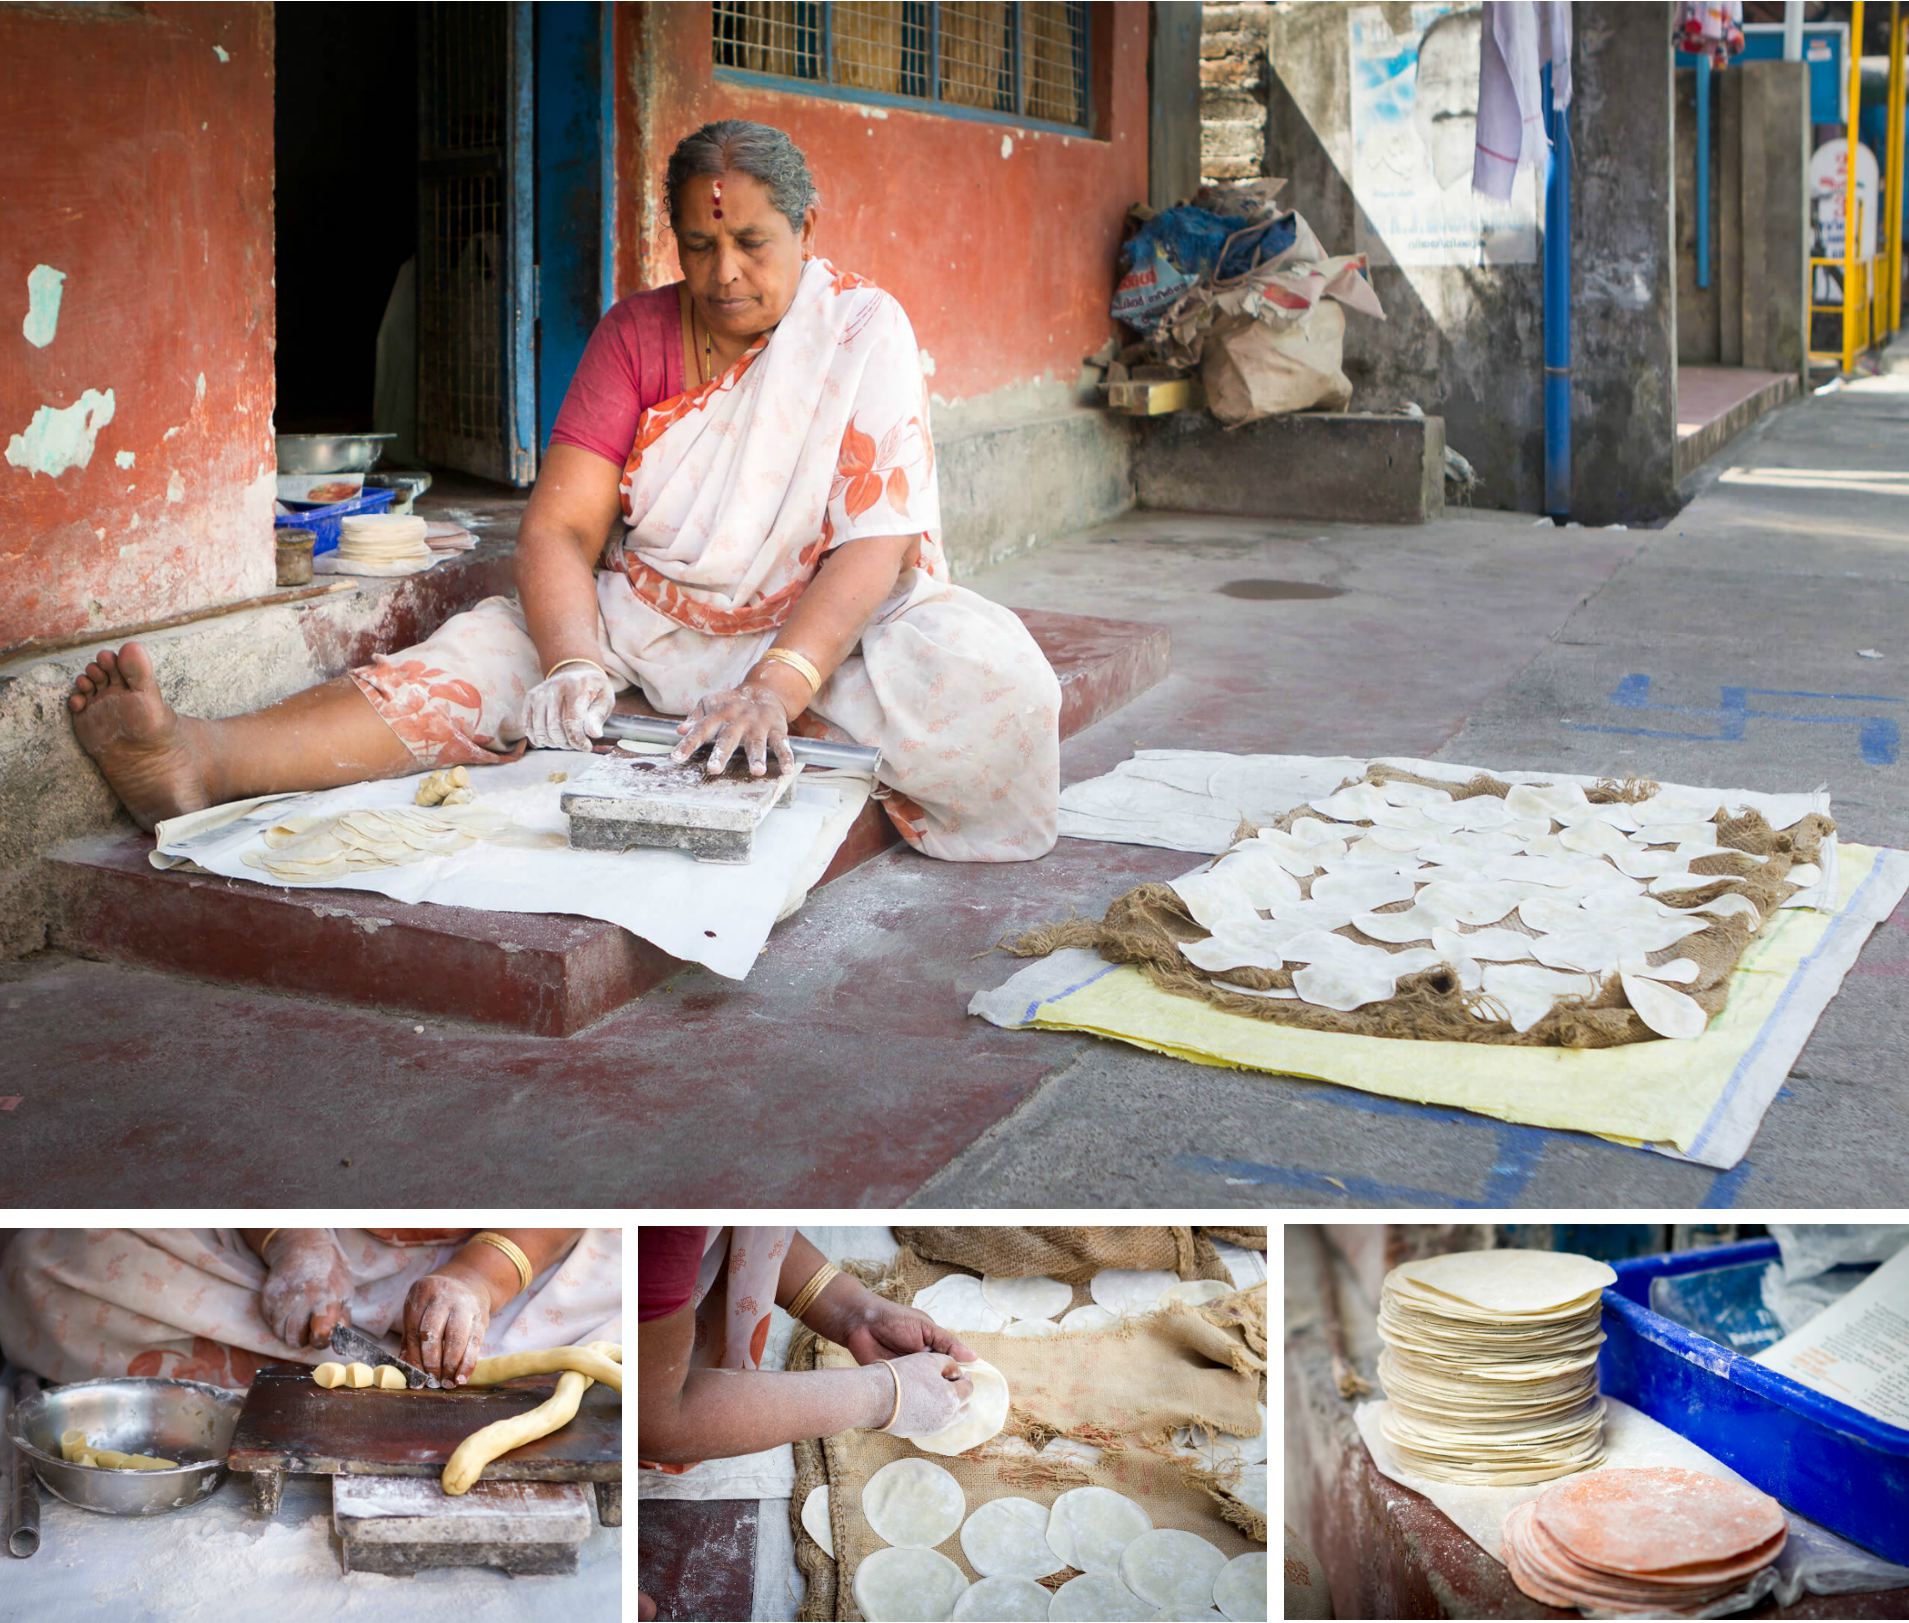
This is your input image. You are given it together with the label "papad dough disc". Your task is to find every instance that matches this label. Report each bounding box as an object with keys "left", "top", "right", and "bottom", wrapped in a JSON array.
[
  {"left": 799, "top": 1483, "right": 832, "bottom": 1557},
  {"left": 910, "top": 1358, "right": 1010, "bottom": 1456},
  {"left": 854, "top": 1546, "right": 967, "bottom": 1622},
  {"left": 863, "top": 1457, "right": 965, "bottom": 1548},
  {"left": 1047, "top": 1485, "right": 1152, "bottom": 1573},
  {"left": 1214, "top": 1550, "right": 1269, "bottom": 1621},
  {"left": 980, "top": 1273, "right": 1072, "bottom": 1321},
  {"left": 952, "top": 1575, "right": 1055, "bottom": 1621},
  {"left": 959, "top": 1496, "right": 1064, "bottom": 1579},
  {"left": 1049, "top": 1570, "right": 1155, "bottom": 1621},
  {"left": 1118, "top": 1527, "right": 1227, "bottom": 1615}
]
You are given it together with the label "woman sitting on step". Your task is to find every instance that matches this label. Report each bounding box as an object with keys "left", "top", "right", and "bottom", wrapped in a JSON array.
[
  {"left": 68, "top": 119, "right": 1061, "bottom": 864},
  {"left": 0, "top": 1227, "right": 620, "bottom": 1387}
]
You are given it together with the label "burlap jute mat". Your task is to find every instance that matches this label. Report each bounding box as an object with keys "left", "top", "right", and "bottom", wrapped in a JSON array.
[
  {"left": 1009, "top": 767, "right": 1835, "bottom": 1049},
  {"left": 789, "top": 1238, "right": 1267, "bottom": 1621},
  {"left": 890, "top": 1224, "right": 1238, "bottom": 1287}
]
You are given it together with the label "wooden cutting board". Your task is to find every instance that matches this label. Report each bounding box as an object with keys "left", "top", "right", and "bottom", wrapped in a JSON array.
[{"left": 228, "top": 1367, "right": 620, "bottom": 1487}]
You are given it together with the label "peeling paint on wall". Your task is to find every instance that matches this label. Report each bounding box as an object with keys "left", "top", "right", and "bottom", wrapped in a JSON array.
[
  {"left": 115, "top": 450, "right": 135, "bottom": 468},
  {"left": 21, "top": 265, "right": 65, "bottom": 349},
  {"left": 213, "top": 44, "right": 230, "bottom": 62},
  {"left": 1000, "top": 135, "right": 1014, "bottom": 158},
  {"left": 166, "top": 470, "right": 185, "bottom": 502},
  {"left": 5, "top": 388, "right": 117, "bottom": 478},
  {"left": 920, "top": 349, "right": 937, "bottom": 377}
]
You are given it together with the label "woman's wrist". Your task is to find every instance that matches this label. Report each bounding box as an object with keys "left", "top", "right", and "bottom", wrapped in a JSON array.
[
  {"left": 440, "top": 1252, "right": 516, "bottom": 1314},
  {"left": 744, "top": 663, "right": 812, "bottom": 722},
  {"left": 859, "top": 1362, "right": 898, "bottom": 1430}
]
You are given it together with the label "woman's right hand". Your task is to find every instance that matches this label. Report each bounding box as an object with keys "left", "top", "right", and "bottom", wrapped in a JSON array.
[
  {"left": 524, "top": 664, "right": 617, "bottom": 751},
  {"left": 259, "top": 1230, "right": 353, "bottom": 1349},
  {"left": 881, "top": 1350, "right": 974, "bottom": 1438}
]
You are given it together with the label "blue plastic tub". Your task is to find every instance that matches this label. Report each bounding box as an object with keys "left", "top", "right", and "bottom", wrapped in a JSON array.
[
  {"left": 273, "top": 486, "right": 396, "bottom": 555},
  {"left": 1601, "top": 1238, "right": 1909, "bottom": 1563}
]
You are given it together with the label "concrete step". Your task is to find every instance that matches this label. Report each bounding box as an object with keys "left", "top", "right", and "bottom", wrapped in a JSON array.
[
  {"left": 1674, "top": 367, "right": 1799, "bottom": 482},
  {"left": 1133, "top": 410, "right": 1447, "bottom": 524},
  {"left": 44, "top": 609, "right": 1169, "bottom": 1037}
]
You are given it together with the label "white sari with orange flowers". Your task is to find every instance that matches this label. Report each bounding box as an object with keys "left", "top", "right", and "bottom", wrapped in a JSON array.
[{"left": 352, "top": 259, "right": 1061, "bottom": 862}]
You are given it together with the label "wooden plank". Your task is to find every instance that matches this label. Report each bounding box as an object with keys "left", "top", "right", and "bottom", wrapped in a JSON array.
[{"left": 227, "top": 1368, "right": 620, "bottom": 1484}]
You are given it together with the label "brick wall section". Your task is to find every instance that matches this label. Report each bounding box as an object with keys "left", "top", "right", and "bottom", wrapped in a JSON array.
[{"left": 1200, "top": 2, "right": 1270, "bottom": 184}]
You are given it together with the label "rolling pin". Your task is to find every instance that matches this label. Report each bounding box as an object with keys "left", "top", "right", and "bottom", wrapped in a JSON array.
[
  {"left": 598, "top": 713, "right": 883, "bottom": 775},
  {"left": 2, "top": 1375, "right": 40, "bottom": 1558}
]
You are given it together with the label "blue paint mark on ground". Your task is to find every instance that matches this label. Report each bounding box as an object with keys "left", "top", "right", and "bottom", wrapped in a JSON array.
[
  {"left": 1702, "top": 1160, "right": 1755, "bottom": 1208},
  {"left": 1569, "top": 674, "right": 1901, "bottom": 764},
  {"left": 1176, "top": 1153, "right": 1488, "bottom": 1207}
]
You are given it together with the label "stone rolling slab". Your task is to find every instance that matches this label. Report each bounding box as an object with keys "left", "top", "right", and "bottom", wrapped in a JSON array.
[{"left": 44, "top": 608, "right": 1170, "bottom": 1037}]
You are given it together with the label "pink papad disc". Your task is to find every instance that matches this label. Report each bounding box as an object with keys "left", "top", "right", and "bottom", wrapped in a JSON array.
[{"left": 1534, "top": 1466, "right": 1786, "bottom": 1576}]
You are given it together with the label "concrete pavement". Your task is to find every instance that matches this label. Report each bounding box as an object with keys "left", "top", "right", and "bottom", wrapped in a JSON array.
[{"left": 3, "top": 375, "right": 1903, "bottom": 1210}]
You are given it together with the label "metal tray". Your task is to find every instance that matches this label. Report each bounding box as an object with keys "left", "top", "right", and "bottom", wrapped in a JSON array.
[{"left": 276, "top": 433, "right": 395, "bottom": 475}]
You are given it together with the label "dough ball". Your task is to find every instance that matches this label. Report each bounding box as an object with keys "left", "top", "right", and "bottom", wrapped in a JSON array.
[
  {"left": 853, "top": 1546, "right": 967, "bottom": 1623},
  {"left": 863, "top": 1457, "right": 965, "bottom": 1549},
  {"left": 1120, "top": 1529, "right": 1227, "bottom": 1615},
  {"left": 800, "top": 1484, "right": 833, "bottom": 1557},
  {"left": 912, "top": 1275, "right": 1010, "bottom": 1333},
  {"left": 960, "top": 1496, "right": 1064, "bottom": 1580},
  {"left": 312, "top": 1362, "right": 348, "bottom": 1389},
  {"left": 980, "top": 1273, "right": 1073, "bottom": 1322},
  {"left": 1060, "top": 1304, "right": 1120, "bottom": 1333},
  {"left": 952, "top": 1576, "right": 1055, "bottom": 1621},
  {"left": 1089, "top": 1269, "right": 1182, "bottom": 1316},
  {"left": 1049, "top": 1570, "right": 1155, "bottom": 1621},
  {"left": 911, "top": 1358, "right": 1011, "bottom": 1457},
  {"left": 1214, "top": 1551, "right": 1269, "bottom": 1621},
  {"left": 1047, "top": 1486, "right": 1152, "bottom": 1573},
  {"left": 374, "top": 1364, "right": 407, "bottom": 1390},
  {"left": 345, "top": 1361, "right": 376, "bottom": 1389}
]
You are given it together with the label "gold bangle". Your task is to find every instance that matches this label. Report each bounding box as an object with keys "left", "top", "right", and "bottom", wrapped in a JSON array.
[
  {"left": 757, "top": 645, "right": 823, "bottom": 694},
  {"left": 880, "top": 1359, "right": 904, "bottom": 1432},
  {"left": 786, "top": 1261, "right": 840, "bottom": 1323},
  {"left": 544, "top": 656, "right": 610, "bottom": 683},
  {"left": 257, "top": 1228, "right": 283, "bottom": 1260},
  {"left": 469, "top": 1232, "right": 535, "bottom": 1296}
]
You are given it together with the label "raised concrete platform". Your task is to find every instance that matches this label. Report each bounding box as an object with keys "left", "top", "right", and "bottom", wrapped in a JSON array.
[
  {"left": 1132, "top": 410, "right": 1446, "bottom": 524},
  {"left": 1675, "top": 365, "right": 1798, "bottom": 481},
  {"left": 44, "top": 609, "right": 1169, "bottom": 1036}
]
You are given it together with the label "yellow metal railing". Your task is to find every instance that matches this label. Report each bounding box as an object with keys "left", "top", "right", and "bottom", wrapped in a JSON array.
[{"left": 1813, "top": 0, "right": 1908, "bottom": 365}]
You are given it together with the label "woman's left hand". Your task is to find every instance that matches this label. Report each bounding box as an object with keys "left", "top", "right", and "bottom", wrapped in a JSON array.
[
  {"left": 817, "top": 1287, "right": 977, "bottom": 1369},
  {"left": 401, "top": 1270, "right": 493, "bottom": 1386},
  {"left": 672, "top": 683, "right": 796, "bottom": 778}
]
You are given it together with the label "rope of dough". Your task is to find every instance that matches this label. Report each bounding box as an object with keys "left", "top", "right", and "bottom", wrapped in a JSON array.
[
  {"left": 464, "top": 1344, "right": 622, "bottom": 1392},
  {"left": 440, "top": 1341, "right": 622, "bottom": 1496}
]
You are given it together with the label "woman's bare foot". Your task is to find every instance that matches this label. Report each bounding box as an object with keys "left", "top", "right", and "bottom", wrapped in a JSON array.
[{"left": 68, "top": 642, "right": 215, "bottom": 831}]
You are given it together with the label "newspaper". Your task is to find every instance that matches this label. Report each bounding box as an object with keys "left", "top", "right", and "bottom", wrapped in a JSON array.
[{"left": 1756, "top": 1243, "right": 1909, "bottom": 1429}]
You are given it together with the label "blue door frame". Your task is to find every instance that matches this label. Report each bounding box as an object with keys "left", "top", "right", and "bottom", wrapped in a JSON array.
[{"left": 534, "top": 0, "right": 616, "bottom": 456}]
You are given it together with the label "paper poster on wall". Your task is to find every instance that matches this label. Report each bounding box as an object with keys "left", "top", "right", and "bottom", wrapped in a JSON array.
[
  {"left": 1807, "top": 137, "right": 1880, "bottom": 301},
  {"left": 1347, "top": 3, "right": 1540, "bottom": 267}
]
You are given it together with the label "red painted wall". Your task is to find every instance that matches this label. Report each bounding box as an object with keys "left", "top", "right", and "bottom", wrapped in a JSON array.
[
  {"left": 0, "top": 4, "right": 276, "bottom": 654},
  {"left": 614, "top": 3, "right": 1148, "bottom": 404}
]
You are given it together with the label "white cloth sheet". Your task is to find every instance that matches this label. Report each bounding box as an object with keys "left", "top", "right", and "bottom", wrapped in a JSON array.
[
  {"left": 1473, "top": 0, "right": 1572, "bottom": 201},
  {"left": 6, "top": 1470, "right": 618, "bottom": 1622},
  {"left": 151, "top": 756, "right": 871, "bottom": 980},
  {"left": 1357, "top": 1397, "right": 1909, "bottom": 1610},
  {"left": 1058, "top": 750, "right": 1840, "bottom": 911}
]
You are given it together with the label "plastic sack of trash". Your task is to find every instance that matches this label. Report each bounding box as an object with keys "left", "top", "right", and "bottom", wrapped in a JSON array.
[
  {"left": 1112, "top": 206, "right": 1298, "bottom": 333},
  {"left": 1201, "top": 302, "right": 1353, "bottom": 424}
]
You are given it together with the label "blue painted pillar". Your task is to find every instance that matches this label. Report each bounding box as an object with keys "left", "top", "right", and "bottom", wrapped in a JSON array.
[
  {"left": 1543, "top": 63, "right": 1572, "bottom": 518},
  {"left": 1696, "top": 53, "right": 1712, "bottom": 289}
]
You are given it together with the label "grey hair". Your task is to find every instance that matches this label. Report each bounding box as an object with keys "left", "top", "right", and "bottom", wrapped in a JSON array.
[{"left": 665, "top": 120, "right": 819, "bottom": 232}]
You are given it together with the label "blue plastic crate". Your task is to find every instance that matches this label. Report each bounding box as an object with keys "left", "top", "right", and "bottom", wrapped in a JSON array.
[
  {"left": 1600, "top": 1238, "right": 1909, "bottom": 1563},
  {"left": 273, "top": 486, "right": 396, "bottom": 555}
]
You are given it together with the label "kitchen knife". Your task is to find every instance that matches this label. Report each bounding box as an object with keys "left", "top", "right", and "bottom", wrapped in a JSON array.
[{"left": 327, "top": 1325, "right": 439, "bottom": 1390}]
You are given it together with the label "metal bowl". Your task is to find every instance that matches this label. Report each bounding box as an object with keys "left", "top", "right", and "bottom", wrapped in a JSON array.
[
  {"left": 275, "top": 433, "right": 394, "bottom": 475},
  {"left": 7, "top": 1377, "right": 242, "bottom": 1515}
]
